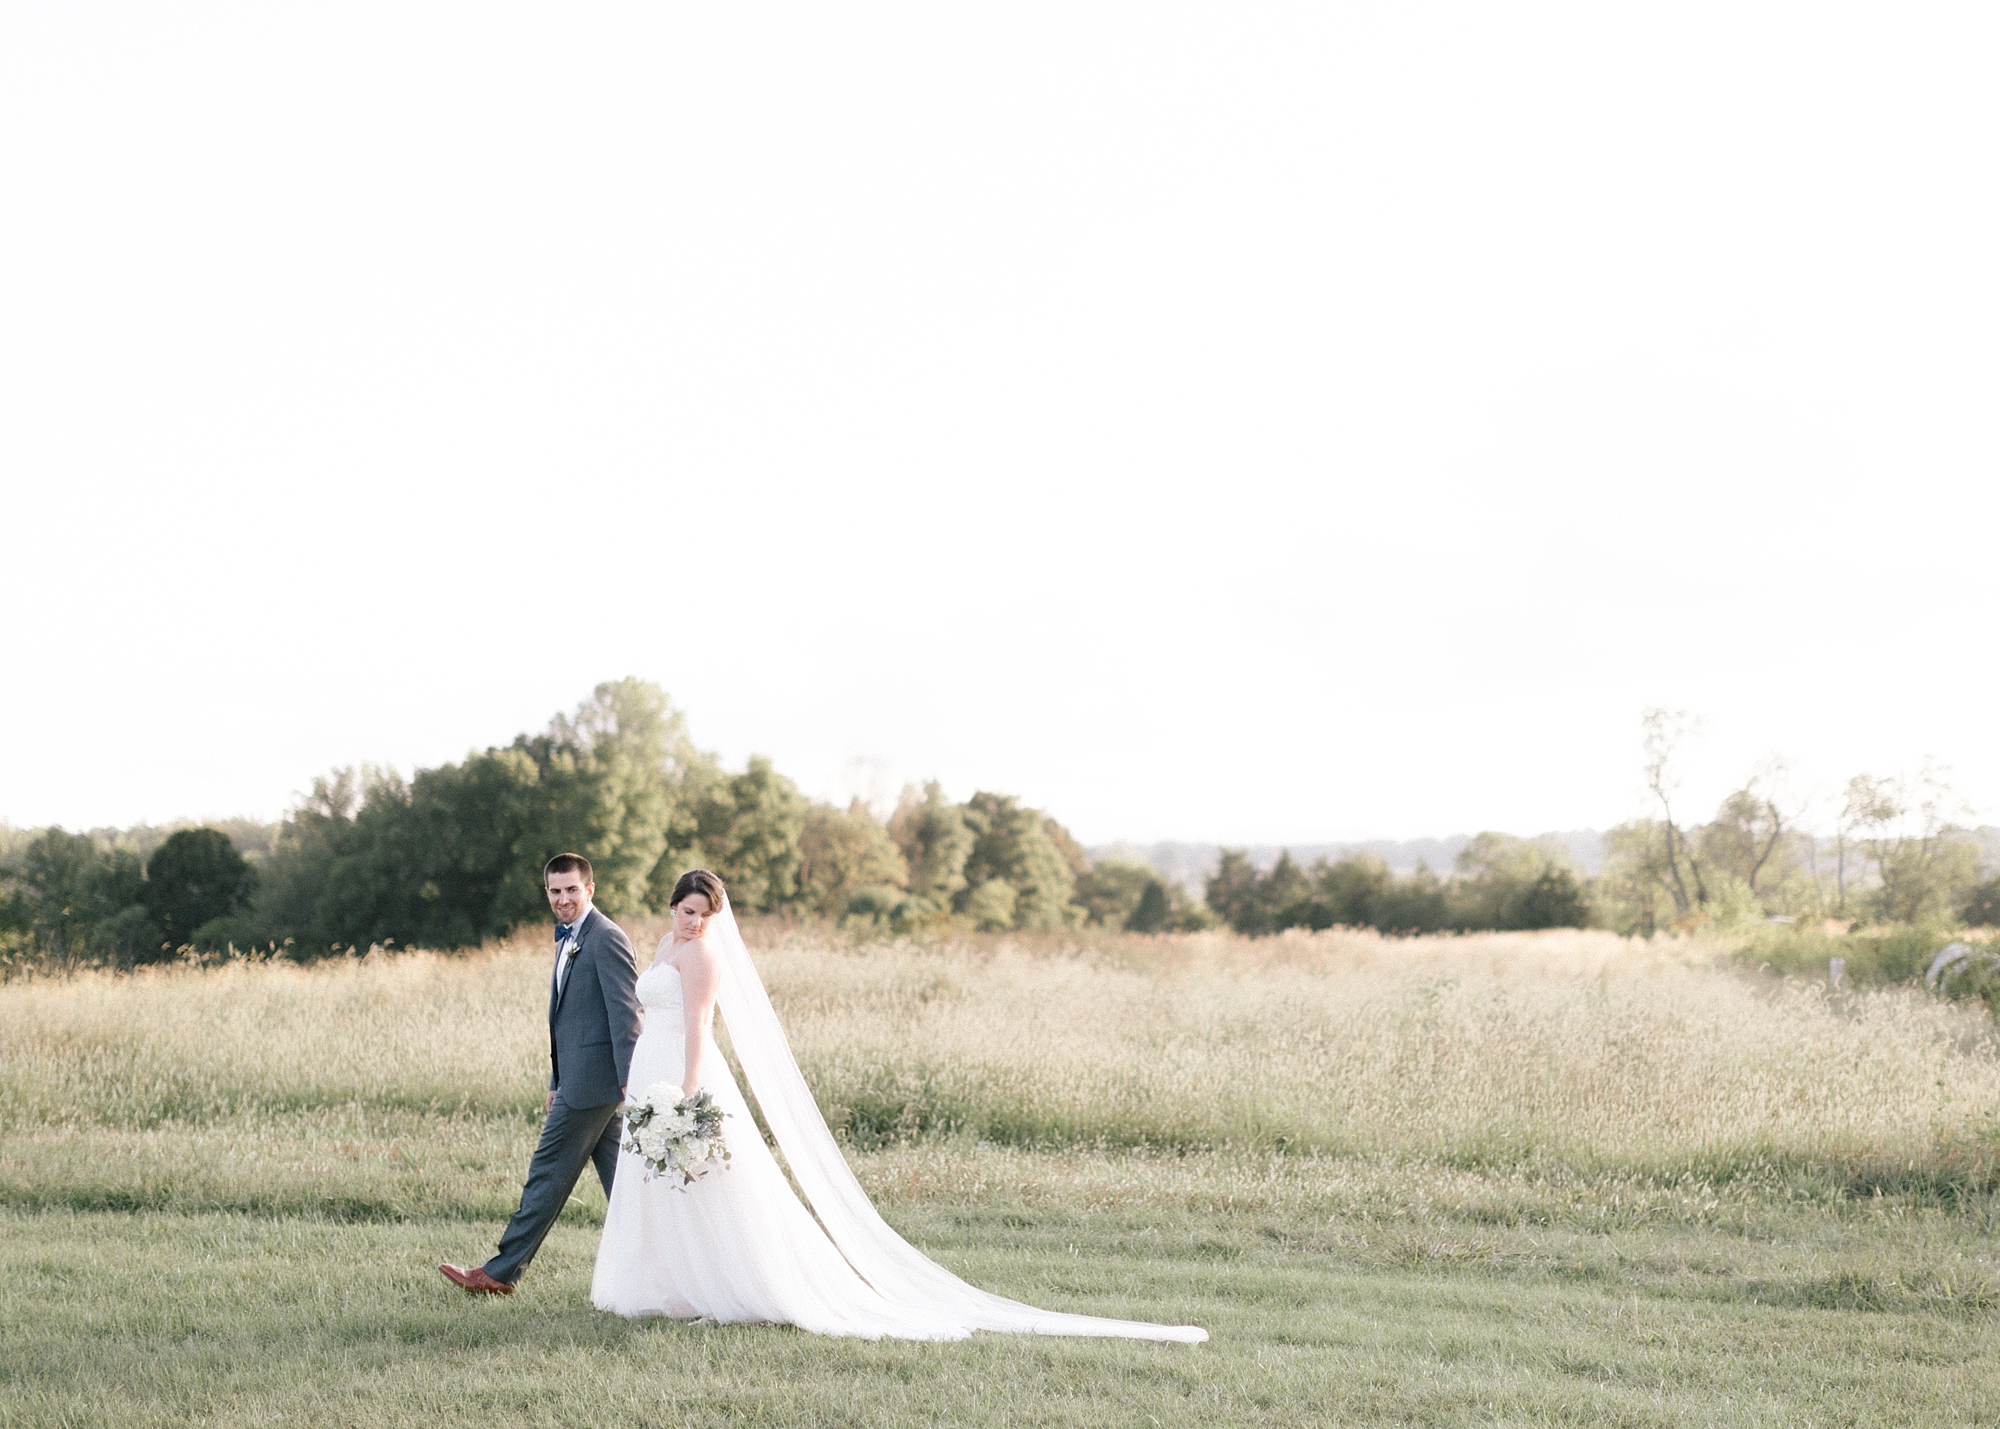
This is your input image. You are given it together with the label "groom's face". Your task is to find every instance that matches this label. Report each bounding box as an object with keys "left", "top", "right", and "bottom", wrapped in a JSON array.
[{"left": 546, "top": 869, "right": 592, "bottom": 926}]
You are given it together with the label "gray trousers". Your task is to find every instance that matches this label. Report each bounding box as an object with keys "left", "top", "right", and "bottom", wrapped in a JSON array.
[{"left": 484, "top": 1091, "right": 622, "bottom": 1287}]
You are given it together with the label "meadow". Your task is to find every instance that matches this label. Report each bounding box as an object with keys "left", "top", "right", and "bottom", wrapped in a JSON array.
[{"left": 5, "top": 923, "right": 2000, "bottom": 1426}]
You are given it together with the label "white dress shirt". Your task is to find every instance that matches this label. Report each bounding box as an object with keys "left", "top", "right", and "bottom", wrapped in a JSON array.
[{"left": 553, "top": 903, "right": 595, "bottom": 999}]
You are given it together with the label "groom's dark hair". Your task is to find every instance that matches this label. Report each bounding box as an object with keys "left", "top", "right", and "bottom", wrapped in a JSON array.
[{"left": 544, "top": 853, "right": 594, "bottom": 885}]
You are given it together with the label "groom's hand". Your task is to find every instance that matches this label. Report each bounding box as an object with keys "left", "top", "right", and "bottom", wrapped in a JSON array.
[{"left": 546, "top": 1090, "right": 556, "bottom": 1112}]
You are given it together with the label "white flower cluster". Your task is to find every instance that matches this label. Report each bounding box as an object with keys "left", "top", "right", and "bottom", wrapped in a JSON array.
[{"left": 620, "top": 1081, "right": 729, "bottom": 1188}]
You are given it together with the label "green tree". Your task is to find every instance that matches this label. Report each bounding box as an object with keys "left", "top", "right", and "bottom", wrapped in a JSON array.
[
  {"left": 1367, "top": 862, "right": 1452, "bottom": 933},
  {"left": 296, "top": 753, "right": 549, "bottom": 952},
  {"left": 1837, "top": 774, "right": 1900, "bottom": 916},
  {"left": 1073, "top": 859, "right": 1209, "bottom": 933},
  {"left": 1699, "top": 782, "right": 1792, "bottom": 903},
  {"left": 1260, "top": 851, "right": 1313, "bottom": 931},
  {"left": 241, "top": 770, "right": 361, "bottom": 955},
  {"left": 963, "top": 878, "right": 1018, "bottom": 931},
  {"left": 239, "top": 682, "right": 723, "bottom": 953},
  {"left": 519, "top": 678, "right": 715, "bottom": 920},
  {"left": 5, "top": 828, "right": 151, "bottom": 967},
  {"left": 300, "top": 766, "right": 438, "bottom": 951},
  {"left": 1073, "top": 859, "right": 1159, "bottom": 928},
  {"left": 0, "top": 871, "right": 28, "bottom": 953},
  {"left": 1126, "top": 878, "right": 1172, "bottom": 932},
  {"left": 144, "top": 828, "right": 256, "bottom": 949},
  {"left": 692, "top": 757, "right": 808, "bottom": 914},
  {"left": 1603, "top": 762, "right": 1818, "bottom": 933},
  {"left": 1642, "top": 708, "right": 1709, "bottom": 918},
  {"left": 1847, "top": 767, "right": 1981, "bottom": 924},
  {"left": 1300, "top": 853, "right": 1453, "bottom": 932},
  {"left": 887, "top": 782, "right": 974, "bottom": 915},
  {"left": 1876, "top": 833, "right": 1982, "bottom": 925},
  {"left": 1963, "top": 876, "right": 2000, "bottom": 928},
  {"left": 1301, "top": 854, "right": 1392, "bottom": 929},
  {"left": 957, "top": 792, "right": 1080, "bottom": 929},
  {"left": 1599, "top": 820, "right": 1671, "bottom": 935},
  {"left": 1451, "top": 832, "right": 1550, "bottom": 929},
  {"left": 1206, "top": 849, "right": 1263, "bottom": 934},
  {"left": 1514, "top": 866, "right": 1593, "bottom": 929},
  {"left": 410, "top": 746, "right": 550, "bottom": 939},
  {"left": 796, "top": 801, "right": 909, "bottom": 917},
  {"left": 1041, "top": 816, "right": 1091, "bottom": 882},
  {"left": 1207, "top": 849, "right": 1467, "bottom": 937}
]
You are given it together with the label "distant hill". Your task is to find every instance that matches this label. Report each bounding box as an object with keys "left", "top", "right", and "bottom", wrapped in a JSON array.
[{"left": 1089, "top": 832, "right": 1607, "bottom": 897}]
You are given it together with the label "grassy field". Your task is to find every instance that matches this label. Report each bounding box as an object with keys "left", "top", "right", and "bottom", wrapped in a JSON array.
[{"left": 5, "top": 923, "right": 2000, "bottom": 1426}]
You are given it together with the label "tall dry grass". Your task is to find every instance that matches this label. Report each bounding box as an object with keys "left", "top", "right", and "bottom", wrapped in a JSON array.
[
  {"left": 3, "top": 924, "right": 1997, "bottom": 1214},
  {"left": 753, "top": 925, "right": 2000, "bottom": 1189}
]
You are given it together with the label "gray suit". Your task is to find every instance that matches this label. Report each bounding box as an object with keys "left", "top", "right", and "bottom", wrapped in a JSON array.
[{"left": 483, "top": 907, "right": 643, "bottom": 1287}]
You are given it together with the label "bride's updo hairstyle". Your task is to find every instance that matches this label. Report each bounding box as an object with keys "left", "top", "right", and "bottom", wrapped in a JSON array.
[{"left": 671, "top": 869, "right": 727, "bottom": 911}]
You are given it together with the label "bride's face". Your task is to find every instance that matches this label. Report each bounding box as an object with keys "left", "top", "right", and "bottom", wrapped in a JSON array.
[{"left": 673, "top": 892, "right": 714, "bottom": 941}]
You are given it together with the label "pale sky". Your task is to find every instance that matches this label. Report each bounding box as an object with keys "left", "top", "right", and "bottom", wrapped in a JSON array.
[{"left": 3, "top": 3, "right": 1994, "bottom": 846}]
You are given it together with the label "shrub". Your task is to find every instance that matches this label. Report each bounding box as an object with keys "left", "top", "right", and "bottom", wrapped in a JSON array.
[
  {"left": 840, "top": 884, "right": 904, "bottom": 936},
  {"left": 1963, "top": 877, "right": 2000, "bottom": 929},
  {"left": 1732, "top": 921, "right": 1964, "bottom": 988}
]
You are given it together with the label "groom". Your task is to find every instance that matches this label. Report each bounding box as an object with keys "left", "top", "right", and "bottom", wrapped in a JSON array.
[{"left": 440, "top": 853, "right": 643, "bottom": 1295}]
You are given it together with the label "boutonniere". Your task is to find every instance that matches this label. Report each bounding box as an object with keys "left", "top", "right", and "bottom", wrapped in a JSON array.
[{"left": 564, "top": 933, "right": 584, "bottom": 962}]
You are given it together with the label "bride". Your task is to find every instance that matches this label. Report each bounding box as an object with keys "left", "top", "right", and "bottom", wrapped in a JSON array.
[{"left": 590, "top": 869, "right": 1207, "bottom": 1343}]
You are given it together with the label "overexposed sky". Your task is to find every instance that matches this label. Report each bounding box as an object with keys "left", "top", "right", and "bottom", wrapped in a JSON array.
[{"left": 3, "top": 3, "right": 1995, "bottom": 845}]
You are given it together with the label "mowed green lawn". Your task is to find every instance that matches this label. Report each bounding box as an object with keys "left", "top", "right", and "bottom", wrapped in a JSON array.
[
  {"left": 7, "top": 1152, "right": 2000, "bottom": 1427},
  {"left": 6, "top": 934, "right": 2000, "bottom": 1426}
]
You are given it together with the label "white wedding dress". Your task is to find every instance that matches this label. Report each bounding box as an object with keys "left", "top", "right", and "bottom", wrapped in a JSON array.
[{"left": 590, "top": 902, "right": 1206, "bottom": 1343}]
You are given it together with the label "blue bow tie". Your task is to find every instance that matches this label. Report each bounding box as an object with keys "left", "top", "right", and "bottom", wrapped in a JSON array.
[{"left": 555, "top": 923, "right": 574, "bottom": 946}]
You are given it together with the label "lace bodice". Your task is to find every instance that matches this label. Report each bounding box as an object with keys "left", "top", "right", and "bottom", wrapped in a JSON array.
[{"left": 637, "top": 961, "right": 684, "bottom": 1015}]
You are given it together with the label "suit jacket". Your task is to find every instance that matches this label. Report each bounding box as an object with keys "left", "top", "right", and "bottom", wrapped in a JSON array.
[{"left": 547, "top": 908, "right": 643, "bottom": 1109}]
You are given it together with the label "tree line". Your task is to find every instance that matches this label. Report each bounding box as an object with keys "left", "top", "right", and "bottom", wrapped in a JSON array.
[
  {"left": 1197, "top": 716, "right": 1999, "bottom": 940},
  {"left": 0, "top": 824, "right": 261, "bottom": 970},
  {"left": 5, "top": 689, "right": 1995, "bottom": 968},
  {"left": 0, "top": 680, "right": 1207, "bottom": 967},
  {"left": 1595, "top": 710, "right": 1999, "bottom": 935},
  {"left": 1203, "top": 833, "right": 1595, "bottom": 936}
]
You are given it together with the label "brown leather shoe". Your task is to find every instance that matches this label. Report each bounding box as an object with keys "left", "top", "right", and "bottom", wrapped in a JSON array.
[{"left": 439, "top": 1263, "right": 514, "bottom": 1295}]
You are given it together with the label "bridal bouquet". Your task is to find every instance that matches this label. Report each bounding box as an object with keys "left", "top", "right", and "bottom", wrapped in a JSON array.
[{"left": 620, "top": 1082, "right": 730, "bottom": 1187}]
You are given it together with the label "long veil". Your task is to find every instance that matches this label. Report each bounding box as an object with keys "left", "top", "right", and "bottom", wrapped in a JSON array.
[{"left": 707, "top": 896, "right": 1208, "bottom": 1343}]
